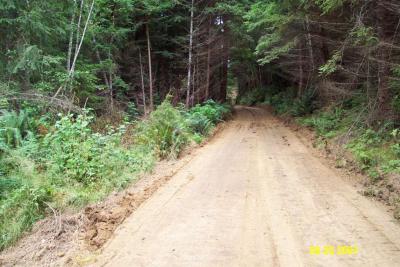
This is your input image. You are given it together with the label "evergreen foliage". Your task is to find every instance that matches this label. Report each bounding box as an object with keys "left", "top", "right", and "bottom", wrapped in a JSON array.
[{"left": 1, "top": 0, "right": 400, "bottom": 248}]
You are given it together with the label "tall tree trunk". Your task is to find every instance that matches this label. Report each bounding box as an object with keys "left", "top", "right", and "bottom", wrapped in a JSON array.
[
  {"left": 205, "top": 17, "right": 212, "bottom": 100},
  {"left": 93, "top": 37, "right": 110, "bottom": 89},
  {"left": 375, "top": 3, "right": 394, "bottom": 121},
  {"left": 109, "top": 72, "right": 113, "bottom": 111},
  {"left": 186, "top": 0, "right": 194, "bottom": 107},
  {"left": 75, "top": 0, "right": 84, "bottom": 58},
  {"left": 108, "top": 4, "right": 116, "bottom": 112},
  {"left": 67, "top": 0, "right": 77, "bottom": 71},
  {"left": 146, "top": 23, "right": 154, "bottom": 111},
  {"left": 195, "top": 55, "right": 200, "bottom": 104},
  {"left": 219, "top": 17, "right": 229, "bottom": 102},
  {"left": 139, "top": 47, "right": 147, "bottom": 115},
  {"left": 305, "top": 16, "right": 315, "bottom": 72},
  {"left": 298, "top": 41, "right": 304, "bottom": 97},
  {"left": 192, "top": 58, "right": 196, "bottom": 106}
]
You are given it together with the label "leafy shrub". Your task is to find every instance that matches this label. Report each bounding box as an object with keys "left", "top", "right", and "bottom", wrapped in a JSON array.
[
  {"left": 187, "top": 112, "right": 213, "bottom": 135},
  {"left": 381, "top": 160, "right": 400, "bottom": 174},
  {"left": 126, "top": 102, "right": 140, "bottom": 120},
  {"left": 265, "top": 89, "right": 296, "bottom": 114},
  {"left": 391, "top": 143, "right": 400, "bottom": 157},
  {"left": 198, "top": 100, "right": 229, "bottom": 120},
  {"left": 42, "top": 112, "right": 151, "bottom": 186},
  {"left": 42, "top": 113, "right": 103, "bottom": 184},
  {"left": 346, "top": 129, "right": 383, "bottom": 173},
  {"left": 264, "top": 88, "right": 317, "bottom": 116},
  {"left": 0, "top": 99, "right": 230, "bottom": 250},
  {"left": 300, "top": 106, "right": 346, "bottom": 138},
  {"left": 347, "top": 141, "right": 377, "bottom": 170},
  {"left": 187, "top": 100, "right": 230, "bottom": 135},
  {"left": 135, "top": 100, "right": 191, "bottom": 158},
  {"left": 290, "top": 90, "right": 317, "bottom": 116}
]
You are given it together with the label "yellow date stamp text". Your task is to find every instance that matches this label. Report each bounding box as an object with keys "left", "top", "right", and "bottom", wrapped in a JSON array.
[{"left": 309, "top": 245, "right": 358, "bottom": 256}]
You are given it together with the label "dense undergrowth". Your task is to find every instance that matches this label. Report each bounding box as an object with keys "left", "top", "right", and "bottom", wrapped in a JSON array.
[
  {"left": 299, "top": 103, "right": 399, "bottom": 176},
  {"left": 240, "top": 87, "right": 400, "bottom": 215},
  {"left": 0, "top": 99, "right": 230, "bottom": 250}
]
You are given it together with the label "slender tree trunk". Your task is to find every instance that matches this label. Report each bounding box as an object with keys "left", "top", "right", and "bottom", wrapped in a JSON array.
[
  {"left": 318, "top": 26, "right": 330, "bottom": 63},
  {"left": 93, "top": 37, "right": 110, "bottom": 89},
  {"left": 67, "top": 0, "right": 77, "bottom": 71},
  {"left": 146, "top": 23, "right": 154, "bottom": 111},
  {"left": 219, "top": 16, "right": 229, "bottom": 102},
  {"left": 375, "top": 3, "right": 394, "bottom": 120},
  {"left": 305, "top": 16, "right": 315, "bottom": 71},
  {"left": 195, "top": 56, "right": 200, "bottom": 104},
  {"left": 75, "top": 0, "right": 84, "bottom": 58},
  {"left": 109, "top": 72, "right": 113, "bottom": 111},
  {"left": 186, "top": 0, "right": 194, "bottom": 108},
  {"left": 192, "top": 60, "right": 196, "bottom": 106},
  {"left": 298, "top": 41, "right": 304, "bottom": 97},
  {"left": 139, "top": 47, "right": 147, "bottom": 115},
  {"left": 205, "top": 16, "right": 212, "bottom": 100},
  {"left": 376, "top": 44, "right": 392, "bottom": 119},
  {"left": 69, "top": 0, "right": 94, "bottom": 76},
  {"left": 53, "top": 0, "right": 94, "bottom": 100}
]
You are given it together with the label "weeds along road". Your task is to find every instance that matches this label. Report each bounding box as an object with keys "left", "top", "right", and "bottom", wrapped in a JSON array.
[{"left": 93, "top": 107, "right": 400, "bottom": 267}]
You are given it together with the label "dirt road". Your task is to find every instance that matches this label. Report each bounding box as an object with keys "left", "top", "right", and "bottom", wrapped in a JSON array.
[{"left": 93, "top": 107, "right": 400, "bottom": 267}]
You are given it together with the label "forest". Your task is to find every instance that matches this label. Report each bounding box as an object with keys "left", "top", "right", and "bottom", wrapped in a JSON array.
[{"left": 1, "top": 0, "right": 400, "bottom": 253}]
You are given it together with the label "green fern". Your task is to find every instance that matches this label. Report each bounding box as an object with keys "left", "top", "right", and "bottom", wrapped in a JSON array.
[{"left": 0, "top": 110, "right": 33, "bottom": 148}]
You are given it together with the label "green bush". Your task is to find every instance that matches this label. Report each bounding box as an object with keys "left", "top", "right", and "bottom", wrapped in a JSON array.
[
  {"left": 135, "top": 100, "right": 191, "bottom": 158},
  {"left": 290, "top": 90, "right": 317, "bottom": 116},
  {"left": 187, "top": 112, "right": 213, "bottom": 135},
  {"left": 0, "top": 111, "right": 156, "bottom": 248},
  {"left": 42, "top": 113, "right": 106, "bottom": 184},
  {"left": 265, "top": 90, "right": 295, "bottom": 114},
  {"left": 41, "top": 112, "right": 155, "bottom": 188},
  {"left": 0, "top": 100, "right": 230, "bottom": 250},
  {"left": 126, "top": 102, "right": 140, "bottom": 120},
  {"left": 264, "top": 88, "right": 317, "bottom": 116},
  {"left": 187, "top": 100, "right": 230, "bottom": 135},
  {"left": 300, "top": 107, "right": 344, "bottom": 138}
]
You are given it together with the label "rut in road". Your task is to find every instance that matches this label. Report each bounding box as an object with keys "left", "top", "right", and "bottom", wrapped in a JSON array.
[{"left": 92, "top": 107, "right": 400, "bottom": 267}]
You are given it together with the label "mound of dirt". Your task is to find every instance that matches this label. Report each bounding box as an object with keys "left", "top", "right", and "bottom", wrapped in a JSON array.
[{"left": 83, "top": 171, "right": 177, "bottom": 250}]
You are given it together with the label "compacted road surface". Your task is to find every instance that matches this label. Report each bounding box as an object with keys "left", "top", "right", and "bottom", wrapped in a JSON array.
[{"left": 93, "top": 107, "right": 400, "bottom": 267}]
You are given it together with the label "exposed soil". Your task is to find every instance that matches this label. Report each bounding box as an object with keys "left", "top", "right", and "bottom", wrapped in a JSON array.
[
  {"left": 90, "top": 107, "right": 400, "bottom": 266},
  {"left": 3, "top": 107, "right": 400, "bottom": 266},
  {"left": 281, "top": 111, "right": 400, "bottom": 220}
]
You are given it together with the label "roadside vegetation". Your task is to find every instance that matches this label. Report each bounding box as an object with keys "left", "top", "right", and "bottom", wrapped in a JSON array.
[{"left": 0, "top": 100, "right": 230, "bottom": 250}]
